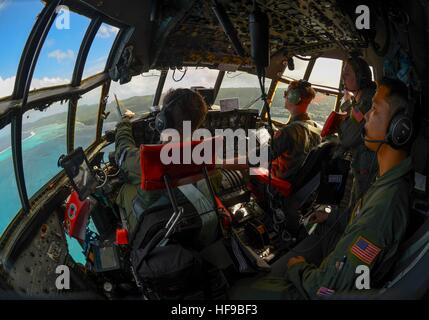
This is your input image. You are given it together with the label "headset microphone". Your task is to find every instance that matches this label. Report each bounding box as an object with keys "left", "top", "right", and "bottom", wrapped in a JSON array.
[{"left": 361, "top": 127, "right": 387, "bottom": 144}]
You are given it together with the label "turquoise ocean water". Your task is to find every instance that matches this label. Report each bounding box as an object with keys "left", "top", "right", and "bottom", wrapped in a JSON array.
[{"left": 0, "top": 121, "right": 116, "bottom": 264}]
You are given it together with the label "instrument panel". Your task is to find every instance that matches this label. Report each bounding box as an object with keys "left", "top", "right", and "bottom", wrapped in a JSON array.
[{"left": 117, "top": 108, "right": 261, "bottom": 146}]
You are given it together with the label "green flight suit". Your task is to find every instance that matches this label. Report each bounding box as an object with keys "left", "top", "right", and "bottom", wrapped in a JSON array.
[
  {"left": 229, "top": 157, "right": 412, "bottom": 299},
  {"left": 337, "top": 85, "right": 378, "bottom": 208},
  {"left": 115, "top": 119, "right": 163, "bottom": 235},
  {"left": 271, "top": 113, "right": 322, "bottom": 180}
]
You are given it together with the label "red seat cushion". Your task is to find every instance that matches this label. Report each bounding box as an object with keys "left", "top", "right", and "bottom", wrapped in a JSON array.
[
  {"left": 140, "top": 137, "right": 219, "bottom": 190},
  {"left": 251, "top": 167, "right": 293, "bottom": 197}
]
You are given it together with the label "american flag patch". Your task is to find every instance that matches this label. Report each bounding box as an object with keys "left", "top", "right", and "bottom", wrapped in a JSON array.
[
  {"left": 351, "top": 236, "right": 381, "bottom": 265},
  {"left": 317, "top": 287, "right": 335, "bottom": 297}
]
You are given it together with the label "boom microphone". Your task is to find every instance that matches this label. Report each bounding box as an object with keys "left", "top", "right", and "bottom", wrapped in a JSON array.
[{"left": 361, "top": 127, "right": 386, "bottom": 144}]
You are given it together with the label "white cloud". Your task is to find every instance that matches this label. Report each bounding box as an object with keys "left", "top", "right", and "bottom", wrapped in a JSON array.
[
  {"left": 0, "top": 75, "right": 15, "bottom": 98},
  {"left": 29, "top": 77, "right": 69, "bottom": 91},
  {"left": 0, "top": 0, "right": 8, "bottom": 11},
  {"left": 108, "top": 68, "right": 222, "bottom": 105},
  {"left": 47, "top": 49, "right": 74, "bottom": 62},
  {"left": 0, "top": 76, "right": 70, "bottom": 99},
  {"left": 96, "top": 25, "right": 119, "bottom": 39},
  {"left": 109, "top": 75, "right": 159, "bottom": 103}
]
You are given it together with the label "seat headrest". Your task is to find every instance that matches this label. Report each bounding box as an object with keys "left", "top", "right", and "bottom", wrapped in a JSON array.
[
  {"left": 140, "top": 137, "right": 221, "bottom": 190},
  {"left": 292, "top": 141, "right": 338, "bottom": 189}
]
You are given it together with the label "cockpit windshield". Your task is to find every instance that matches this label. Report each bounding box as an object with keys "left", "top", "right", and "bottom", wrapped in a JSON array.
[{"left": 0, "top": 0, "right": 44, "bottom": 99}]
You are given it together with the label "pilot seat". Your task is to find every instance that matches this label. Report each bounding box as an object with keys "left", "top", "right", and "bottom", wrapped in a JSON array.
[{"left": 129, "top": 136, "right": 233, "bottom": 300}]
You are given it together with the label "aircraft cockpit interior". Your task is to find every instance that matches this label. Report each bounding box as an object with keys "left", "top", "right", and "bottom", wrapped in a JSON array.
[{"left": 0, "top": 0, "right": 428, "bottom": 303}]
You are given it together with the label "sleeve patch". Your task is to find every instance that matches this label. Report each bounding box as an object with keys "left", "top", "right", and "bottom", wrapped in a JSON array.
[{"left": 350, "top": 236, "right": 381, "bottom": 265}]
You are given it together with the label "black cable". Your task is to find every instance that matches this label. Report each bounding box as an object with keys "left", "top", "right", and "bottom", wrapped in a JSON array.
[
  {"left": 226, "top": 71, "right": 244, "bottom": 78},
  {"left": 172, "top": 67, "right": 187, "bottom": 82}
]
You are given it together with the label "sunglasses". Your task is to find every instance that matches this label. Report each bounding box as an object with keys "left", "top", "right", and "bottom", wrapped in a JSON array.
[{"left": 283, "top": 90, "right": 289, "bottom": 99}]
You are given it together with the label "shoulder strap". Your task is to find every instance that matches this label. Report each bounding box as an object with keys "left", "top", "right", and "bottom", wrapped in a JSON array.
[{"left": 293, "top": 120, "right": 322, "bottom": 136}]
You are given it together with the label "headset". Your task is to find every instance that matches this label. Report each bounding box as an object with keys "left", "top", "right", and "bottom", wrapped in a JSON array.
[
  {"left": 285, "top": 79, "right": 312, "bottom": 105},
  {"left": 346, "top": 55, "right": 372, "bottom": 90},
  {"left": 155, "top": 90, "right": 192, "bottom": 133},
  {"left": 362, "top": 108, "right": 414, "bottom": 150}
]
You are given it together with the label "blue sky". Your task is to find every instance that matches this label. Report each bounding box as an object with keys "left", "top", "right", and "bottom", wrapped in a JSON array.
[
  {"left": 0, "top": 0, "right": 346, "bottom": 106},
  {"left": 0, "top": 0, "right": 119, "bottom": 100}
]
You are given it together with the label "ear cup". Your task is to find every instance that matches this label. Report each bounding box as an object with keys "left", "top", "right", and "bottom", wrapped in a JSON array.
[
  {"left": 155, "top": 90, "right": 192, "bottom": 133},
  {"left": 287, "top": 88, "right": 302, "bottom": 104},
  {"left": 386, "top": 111, "right": 413, "bottom": 149},
  {"left": 286, "top": 80, "right": 312, "bottom": 105},
  {"left": 155, "top": 110, "right": 169, "bottom": 133}
]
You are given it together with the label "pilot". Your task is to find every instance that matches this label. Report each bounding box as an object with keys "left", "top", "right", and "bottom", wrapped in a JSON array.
[
  {"left": 114, "top": 88, "right": 208, "bottom": 235},
  {"left": 270, "top": 80, "right": 322, "bottom": 180},
  {"left": 335, "top": 55, "right": 378, "bottom": 210},
  {"left": 229, "top": 77, "right": 414, "bottom": 299}
]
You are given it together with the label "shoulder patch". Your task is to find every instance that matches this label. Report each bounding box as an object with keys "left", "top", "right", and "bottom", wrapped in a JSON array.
[{"left": 350, "top": 236, "right": 381, "bottom": 265}]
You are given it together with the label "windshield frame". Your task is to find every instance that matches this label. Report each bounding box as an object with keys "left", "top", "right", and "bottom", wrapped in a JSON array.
[{"left": 0, "top": 0, "right": 128, "bottom": 245}]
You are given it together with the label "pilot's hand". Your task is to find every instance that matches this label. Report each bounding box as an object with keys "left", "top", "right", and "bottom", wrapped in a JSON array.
[
  {"left": 123, "top": 109, "right": 136, "bottom": 119},
  {"left": 308, "top": 207, "right": 331, "bottom": 224},
  {"left": 287, "top": 256, "right": 306, "bottom": 268}
]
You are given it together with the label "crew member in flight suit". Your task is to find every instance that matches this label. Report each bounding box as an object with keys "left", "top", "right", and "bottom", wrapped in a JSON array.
[
  {"left": 336, "top": 56, "right": 378, "bottom": 210},
  {"left": 270, "top": 80, "right": 322, "bottom": 180},
  {"left": 276, "top": 57, "right": 381, "bottom": 268},
  {"left": 229, "top": 77, "right": 414, "bottom": 299},
  {"left": 114, "top": 88, "right": 208, "bottom": 235}
]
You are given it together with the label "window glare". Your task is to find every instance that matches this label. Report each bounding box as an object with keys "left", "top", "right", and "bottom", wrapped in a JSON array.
[
  {"left": 308, "top": 57, "right": 343, "bottom": 88},
  {"left": 283, "top": 56, "right": 310, "bottom": 81},
  {"left": 162, "top": 67, "right": 218, "bottom": 101}
]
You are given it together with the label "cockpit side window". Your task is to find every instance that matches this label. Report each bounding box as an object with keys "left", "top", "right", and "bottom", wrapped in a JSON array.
[
  {"left": 308, "top": 57, "right": 343, "bottom": 89},
  {"left": 21, "top": 102, "right": 68, "bottom": 200},
  {"left": 270, "top": 81, "right": 288, "bottom": 122},
  {"left": 29, "top": 10, "right": 91, "bottom": 91},
  {"left": 216, "top": 71, "right": 272, "bottom": 111},
  {"left": 282, "top": 56, "right": 310, "bottom": 81},
  {"left": 0, "top": 125, "right": 21, "bottom": 235},
  {"left": 82, "top": 23, "right": 120, "bottom": 80},
  {"left": 0, "top": 1, "right": 44, "bottom": 99},
  {"left": 75, "top": 86, "right": 103, "bottom": 150}
]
